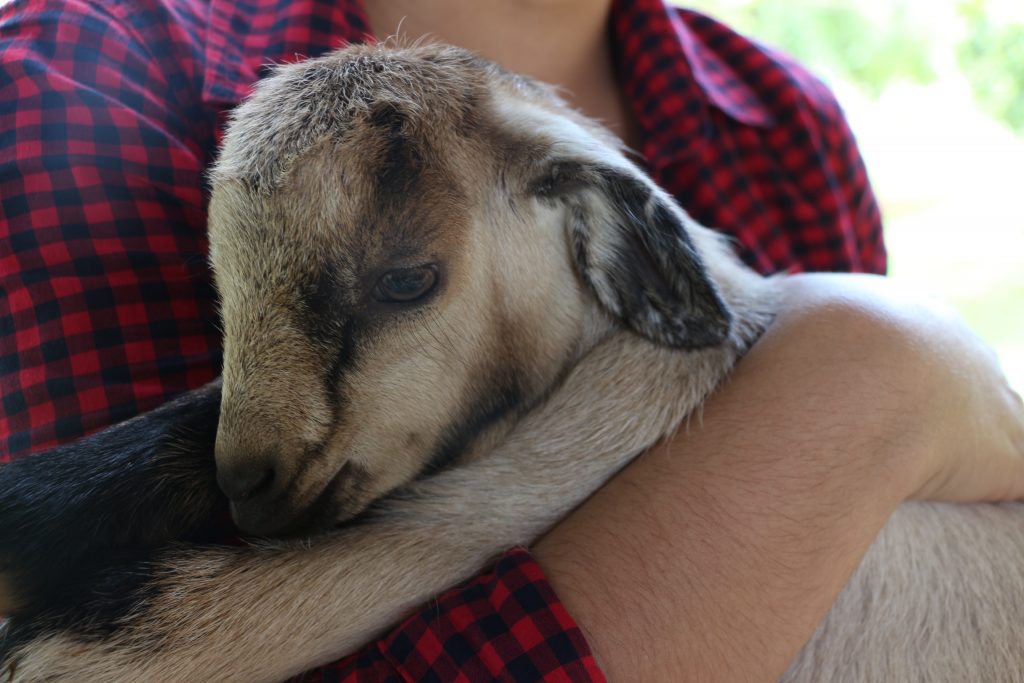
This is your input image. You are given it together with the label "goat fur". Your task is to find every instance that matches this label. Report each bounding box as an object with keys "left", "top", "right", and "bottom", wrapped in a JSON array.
[{"left": 1, "top": 44, "right": 1023, "bottom": 683}]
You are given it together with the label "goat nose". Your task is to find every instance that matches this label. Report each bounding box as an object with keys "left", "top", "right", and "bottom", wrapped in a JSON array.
[{"left": 217, "top": 459, "right": 276, "bottom": 502}]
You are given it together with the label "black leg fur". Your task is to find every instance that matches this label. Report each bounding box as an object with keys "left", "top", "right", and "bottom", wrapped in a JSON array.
[{"left": 0, "top": 381, "right": 226, "bottom": 620}]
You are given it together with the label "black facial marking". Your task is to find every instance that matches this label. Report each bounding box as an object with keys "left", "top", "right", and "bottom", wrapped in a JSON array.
[
  {"left": 369, "top": 102, "right": 422, "bottom": 198},
  {"left": 324, "top": 316, "right": 358, "bottom": 416},
  {"left": 304, "top": 268, "right": 360, "bottom": 420},
  {"left": 420, "top": 375, "right": 524, "bottom": 477},
  {"left": 305, "top": 268, "right": 347, "bottom": 343}
]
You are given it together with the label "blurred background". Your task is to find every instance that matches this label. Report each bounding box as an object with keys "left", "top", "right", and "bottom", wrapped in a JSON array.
[{"left": 682, "top": 0, "right": 1024, "bottom": 390}]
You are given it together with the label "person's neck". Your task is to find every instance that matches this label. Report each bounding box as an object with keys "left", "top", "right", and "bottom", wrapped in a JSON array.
[{"left": 363, "top": 0, "right": 641, "bottom": 148}]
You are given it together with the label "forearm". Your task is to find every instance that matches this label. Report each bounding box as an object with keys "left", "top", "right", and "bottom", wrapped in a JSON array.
[
  {"left": 535, "top": 337, "right": 905, "bottom": 678},
  {"left": 534, "top": 379, "right": 905, "bottom": 681},
  {"left": 533, "top": 273, "right": 1024, "bottom": 682}
]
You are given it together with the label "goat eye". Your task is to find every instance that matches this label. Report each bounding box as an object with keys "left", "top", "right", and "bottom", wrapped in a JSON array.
[{"left": 373, "top": 265, "right": 438, "bottom": 303}]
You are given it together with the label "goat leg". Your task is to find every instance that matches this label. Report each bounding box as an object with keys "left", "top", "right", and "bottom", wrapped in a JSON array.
[
  {"left": 1, "top": 333, "right": 746, "bottom": 682},
  {"left": 0, "top": 380, "right": 225, "bottom": 619}
]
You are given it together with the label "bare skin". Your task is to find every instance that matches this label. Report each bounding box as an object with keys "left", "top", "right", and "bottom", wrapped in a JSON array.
[
  {"left": 369, "top": 3, "right": 1024, "bottom": 679},
  {"left": 535, "top": 274, "right": 1024, "bottom": 681}
]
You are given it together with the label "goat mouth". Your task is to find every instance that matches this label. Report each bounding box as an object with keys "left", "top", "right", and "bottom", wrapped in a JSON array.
[{"left": 235, "top": 462, "right": 359, "bottom": 537}]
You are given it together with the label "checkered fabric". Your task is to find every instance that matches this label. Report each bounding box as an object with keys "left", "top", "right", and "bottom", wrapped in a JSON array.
[
  {"left": 1, "top": 0, "right": 885, "bottom": 679},
  {"left": 299, "top": 548, "right": 604, "bottom": 682}
]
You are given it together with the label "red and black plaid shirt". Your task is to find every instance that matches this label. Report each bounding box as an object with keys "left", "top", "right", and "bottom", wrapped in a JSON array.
[{"left": 1, "top": 0, "right": 885, "bottom": 679}]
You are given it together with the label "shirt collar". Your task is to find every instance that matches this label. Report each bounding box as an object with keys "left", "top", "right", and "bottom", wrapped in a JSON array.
[{"left": 611, "top": 0, "right": 776, "bottom": 169}]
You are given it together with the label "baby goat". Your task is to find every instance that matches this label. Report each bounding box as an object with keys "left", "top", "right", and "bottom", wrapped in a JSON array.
[{"left": 2, "top": 44, "right": 1023, "bottom": 682}]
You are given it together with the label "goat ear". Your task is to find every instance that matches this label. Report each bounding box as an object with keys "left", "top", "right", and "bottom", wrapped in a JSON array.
[{"left": 534, "top": 161, "right": 732, "bottom": 348}]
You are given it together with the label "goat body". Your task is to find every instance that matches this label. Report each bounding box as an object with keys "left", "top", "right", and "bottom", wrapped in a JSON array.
[{"left": 1, "top": 44, "right": 1023, "bottom": 682}]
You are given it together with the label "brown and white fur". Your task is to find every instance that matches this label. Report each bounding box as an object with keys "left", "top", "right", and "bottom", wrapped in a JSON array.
[{"left": 2, "top": 44, "right": 1023, "bottom": 682}]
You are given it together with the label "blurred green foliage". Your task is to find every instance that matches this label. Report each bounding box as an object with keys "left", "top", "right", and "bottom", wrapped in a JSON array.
[
  {"left": 698, "top": 2, "right": 936, "bottom": 97},
  {"left": 957, "top": 0, "right": 1024, "bottom": 133},
  {"left": 693, "top": 0, "right": 1024, "bottom": 133}
]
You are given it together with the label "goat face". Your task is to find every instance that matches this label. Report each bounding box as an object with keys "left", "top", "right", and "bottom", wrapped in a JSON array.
[{"left": 207, "top": 44, "right": 732, "bottom": 536}]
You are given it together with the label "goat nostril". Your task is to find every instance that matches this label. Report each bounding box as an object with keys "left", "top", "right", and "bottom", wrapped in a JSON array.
[{"left": 218, "top": 462, "right": 276, "bottom": 501}]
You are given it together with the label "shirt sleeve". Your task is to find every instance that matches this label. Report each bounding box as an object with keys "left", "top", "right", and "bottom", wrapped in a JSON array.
[
  {"left": 0, "top": 0, "right": 221, "bottom": 461},
  {"left": 298, "top": 548, "right": 607, "bottom": 683}
]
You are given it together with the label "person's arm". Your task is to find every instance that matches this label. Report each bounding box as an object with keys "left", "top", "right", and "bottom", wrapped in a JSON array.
[
  {"left": 1, "top": 274, "right": 1019, "bottom": 682},
  {"left": 535, "top": 273, "right": 1024, "bottom": 682}
]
